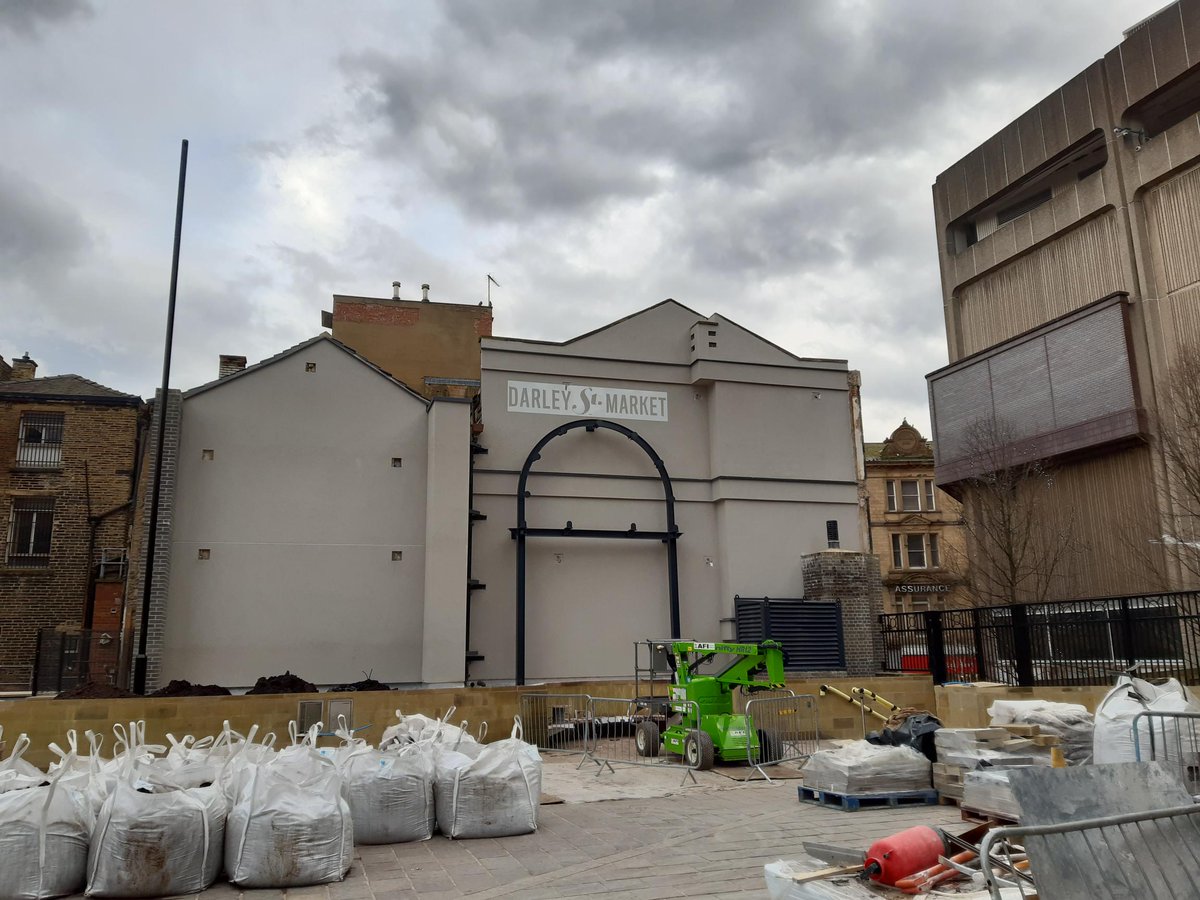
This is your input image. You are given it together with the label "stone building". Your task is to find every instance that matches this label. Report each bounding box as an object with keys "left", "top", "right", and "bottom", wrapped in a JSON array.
[
  {"left": 929, "top": 1, "right": 1200, "bottom": 600},
  {"left": 864, "top": 421, "right": 968, "bottom": 613},
  {"left": 0, "top": 354, "right": 142, "bottom": 691},
  {"left": 320, "top": 281, "right": 493, "bottom": 400}
]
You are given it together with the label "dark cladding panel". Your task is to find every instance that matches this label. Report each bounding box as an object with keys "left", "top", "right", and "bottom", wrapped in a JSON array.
[
  {"left": 990, "top": 338, "right": 1055, "bottom": 440},
  {"left": 1045, "top": 302, "right": 1135, "bottom": 428},
  {"left": 929, "top": 296, "right": 1141, "bottom": 484},
  {"left": 930, "top": 359, "right": 991, "bottom": 464}
]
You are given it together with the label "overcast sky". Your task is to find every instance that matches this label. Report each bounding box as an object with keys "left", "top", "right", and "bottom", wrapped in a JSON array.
[{"left": 0, "top": 0, "right": 1165, "bottom": 440}]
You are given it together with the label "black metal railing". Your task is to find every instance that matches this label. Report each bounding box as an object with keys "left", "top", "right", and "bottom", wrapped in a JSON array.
[
  {"left": 16, "top": 412, "right": 64, "bottom": 468},
  {"left": 31, "top": 628, "right": 122, "bottom": 695},
  {"left": 880, "top": 591, "right": 1200, "bottom": 686}
]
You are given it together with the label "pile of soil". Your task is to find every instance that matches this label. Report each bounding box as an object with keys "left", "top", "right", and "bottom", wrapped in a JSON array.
[
  {"left": 150, "top": 679, "right": 231, "bottom": 697},
  {"left": 56, "top": 681, "right": 136, "bottom": 700},
  {"left": 246, "top": 670, "right": 317, "bottom": 695},
  {"left": 327, "top": 677, "right": 392, "bottom": 692}
]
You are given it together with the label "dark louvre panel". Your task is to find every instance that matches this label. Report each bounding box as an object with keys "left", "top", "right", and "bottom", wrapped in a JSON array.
[{"left": 735, "top": 598, "right": 845, "bottom": 671}]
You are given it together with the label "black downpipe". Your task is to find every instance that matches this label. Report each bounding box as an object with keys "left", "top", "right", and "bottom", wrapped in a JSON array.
[{"left": 133, "top": 139, "right": 188, "bottom": 696}]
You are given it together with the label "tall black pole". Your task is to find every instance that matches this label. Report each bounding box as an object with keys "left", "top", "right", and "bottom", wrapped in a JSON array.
[{"left": 133, "top": 139, "right": 188, "bottom": 695}]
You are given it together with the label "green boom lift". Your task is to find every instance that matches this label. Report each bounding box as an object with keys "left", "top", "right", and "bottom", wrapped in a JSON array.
[{"left": 634, "top": 639, "right": 786, "bottom": 770}]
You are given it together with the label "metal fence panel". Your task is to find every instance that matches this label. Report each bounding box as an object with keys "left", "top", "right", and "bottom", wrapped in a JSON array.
[
  {"left": 31, "top": 628, "right": 121, "bottom": 695},
  {"left": 880, "top": 590, "right": 1200, "bottom": 686},
  {"left": 584, "top": 696, "right": 701, "bottom": 784},
  {"left": 518, "top": 693, "right": 591, "bottom": 756},
  {"left": 744, "top": 693, "right": 820, "bottom": 780},
  {"left": 1132, "top": 711, "right": 1200, "bottom": 796}
]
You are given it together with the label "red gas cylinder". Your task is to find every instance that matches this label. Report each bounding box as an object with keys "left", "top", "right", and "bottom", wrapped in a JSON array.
[{"left": 863, "top": 826, "right": 945, "bottom": 885}]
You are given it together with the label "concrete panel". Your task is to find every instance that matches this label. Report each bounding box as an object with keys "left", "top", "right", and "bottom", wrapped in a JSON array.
[
  {"left": 1148, "top": 5, "right": 1190, "bottom": 88},
  {"left": 1040, "top": 90, "right": 1070, "bottom": 155},
  {"left": 161, "top": 541, "right": 425, "bottom": 688},
  {"left": 1000, "top": 121, "right": 1026, "bottom": 184},
  {"left": 1018, "top": 108, "right": 1049, "bottom": 172},
  {"left": 1062, "top": 72, "right": 1097, "bottom": 144},
  {"left": 981, "top": 135, "right": 1008, "bottom": 197},
  {"left": 964, "top": 147, "right": 990, "bottom": 209},
  {"left": 1185, "top": 1, "right": 1200, "bottom": 70},
  {"left": 1119, "top": 22, "right": 1159, "bottom": 105}
]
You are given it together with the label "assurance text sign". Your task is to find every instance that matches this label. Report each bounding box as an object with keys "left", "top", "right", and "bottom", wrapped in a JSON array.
[{"left": 506, "top": 380, "right": 669, "bottom": 422}]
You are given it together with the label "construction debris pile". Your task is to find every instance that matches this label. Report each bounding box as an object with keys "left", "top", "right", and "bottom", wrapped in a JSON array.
[{"left": 0, "top": 711, "right": 541, "bottom": 899}]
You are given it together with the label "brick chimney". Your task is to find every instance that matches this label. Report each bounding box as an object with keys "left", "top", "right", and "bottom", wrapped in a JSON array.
[
  {"left": 0, "top": 355, "right": 10, "bottom": 382},
  {"left": 219, "top": 355, "right": 247, "bottom": 378},
  {"left": 11, "top": 353, "right": 37, "bottom": 381}
]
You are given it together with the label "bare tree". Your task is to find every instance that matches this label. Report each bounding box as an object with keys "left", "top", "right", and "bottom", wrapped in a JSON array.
[
  {"left": 952, "top": 417, "right": 1083, "bottom": 606},
  {"left": 1148, "top": 348, "right": 1200, "bottom": 585}
]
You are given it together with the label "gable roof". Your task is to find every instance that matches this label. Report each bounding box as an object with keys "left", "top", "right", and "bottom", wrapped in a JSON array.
[
  {"left": 184, "top": 334, "right": 429, "bottom": 405},
  {"left": 486, "top": 298, "right": 703, "bottom": 347},
  {"left": 0, "top": 374, "right": 142, "bottom": 406}
]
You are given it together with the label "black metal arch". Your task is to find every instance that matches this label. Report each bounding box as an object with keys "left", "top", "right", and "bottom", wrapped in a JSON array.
[{"left": 510, "top": 418, "right": 681, "bottom": 685}]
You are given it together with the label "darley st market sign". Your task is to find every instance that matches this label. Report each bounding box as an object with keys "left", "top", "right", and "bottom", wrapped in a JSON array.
[{"left": 506, "top": 380, "right": 669, "bottom": 422}]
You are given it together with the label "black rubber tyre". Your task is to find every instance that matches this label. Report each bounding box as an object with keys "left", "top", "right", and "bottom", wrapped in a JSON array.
[
  {"left": 684, "top": 729, "right": 715, "bottom": 770},
  {"left": 635, "top": 720, "right": 661, "bottom": 757},
  {"left": 756, "top": 729, "right": 782, "bottom": 765}
]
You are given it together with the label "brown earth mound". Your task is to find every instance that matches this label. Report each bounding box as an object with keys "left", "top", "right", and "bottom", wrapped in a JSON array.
[
  {"left": 150, "top": 679, "right": 232, "bottom": 697},
  {"left": 56, "top": 680, "right": 136, "bottom": 700},
  {"left": 327, "top": 677, "right": 392, "bottom": 692},
  {"left": 245, "top": 670, "right": 317, "bottom": 694}
]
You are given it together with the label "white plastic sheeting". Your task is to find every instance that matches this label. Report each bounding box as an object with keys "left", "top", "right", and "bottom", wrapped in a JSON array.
[
  {"left": 434, "top": 719, "right": 542, "bottom": 839},
  {"left": 801, "top": 742, "right": 932, "bottom": 795},
  {"left": 224, "top": 734, "right": 352, "bottom": 888},
  {"left": 0, "top": 761, "right": 93, "bottom": 900},
  {"left": 989, "top": 698, "right": 1095, "bottom": 765}
]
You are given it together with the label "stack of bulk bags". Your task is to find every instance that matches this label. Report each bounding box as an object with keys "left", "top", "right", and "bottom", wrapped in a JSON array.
[
  {"left": 86, "top": 755, "right": 225, "bottom": 897},
  {"left": 435, "top": 718, "right": 542, "bottom": 839},
  {"left": 0, "top": 753, "right": 93, "bottom": 900},
  {"left": 224, "top": 725, "right": 352, "bottom": 888}
]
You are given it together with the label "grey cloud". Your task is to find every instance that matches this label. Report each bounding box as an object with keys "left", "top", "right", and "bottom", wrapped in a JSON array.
[
  {"left": 0, "top": 0, "right": 91, "bottom": 37},
  {"left": 0, "top": 166, "right": 92, "bottom": 283}
]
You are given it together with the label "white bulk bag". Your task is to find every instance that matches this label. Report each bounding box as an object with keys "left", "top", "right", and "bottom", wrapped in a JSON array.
[
  {"left": 0, "top": 760, "right": 92, "bottom": 900},
  {"left": 1093, "top": 676, "right": 1200, "bottom": 765},
  {"left": 86, "top": 764, "right": 225, "bottom": 898},
  {"left": 341, "top": 742, "right": 435, "bottom": 844},
  {"left": 224, "top": 735, "right": 352, "bottom": 887},
  {"left": 0, "top": 733, "right": 46, "bottom": 793},
  {"left": 434, "top": 718, "right": 542, "bottom": 839}
]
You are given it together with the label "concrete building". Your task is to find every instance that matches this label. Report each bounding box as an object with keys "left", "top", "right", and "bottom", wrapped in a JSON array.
[
  {"left": 468, "top": 300, "right": 868, "bottom": 683},
  {"left": 153, "top": 335, "right": 470, "bottom": 689},
  {"left": 929, "top": 1, "right": 1200, "bottom": 600},
  {"left": 0, "top": 354, "right": 142, "bottom": 691},
  {"left": 864, "top": 421, "right": 968, "bottom": 613},
  {"left": 321, "top": 282, "right": 493, "bottom": 399}
]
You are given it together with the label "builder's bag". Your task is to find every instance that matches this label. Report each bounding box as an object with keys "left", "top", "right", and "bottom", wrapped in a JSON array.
[
  {"left": 340, "top": 741, "right": 435, "bottom": 844},
  {"left": 224, "top": 728, "right": 353, "bottom": 887},
  {"left": 86, "top": 762, "right": 225, "bottom": 897},
  {"left": 434, "top": 717, "right": 542, "bottom": 839},
  {"left": 0, "top": 756, "right": 93, "bottom": 900}
]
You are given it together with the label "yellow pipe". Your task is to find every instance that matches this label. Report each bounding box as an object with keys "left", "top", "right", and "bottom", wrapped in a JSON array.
[
  {"left": 851, "top": 687, "right": 900, "bottom": 714},
  {"left": 819, "top": 684, "right": 889, "bottom": 723}
]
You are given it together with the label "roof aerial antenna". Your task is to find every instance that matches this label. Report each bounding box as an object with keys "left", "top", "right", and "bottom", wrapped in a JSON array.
[{"left": 486, "top": 273, "right": 499, "bottom": 308}]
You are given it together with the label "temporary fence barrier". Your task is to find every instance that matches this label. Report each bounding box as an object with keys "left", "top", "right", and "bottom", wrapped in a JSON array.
[
  {"left": 744, "top": 693, "right": 820, "bottom": 781},
  {"left": 1132, "top": 710, "right": 1200, "bottom": 795},
  {"left": 517, "top": 693, "right": 592, "bottom": 761},
  {"left": 733, "top": 687, "right": 794, "bottom": 714},
  {"left": 980, "top": 802, "right": 1200, "bottom": 899},
  {"left": 584, "top": 696, "right": 701, "bottom": 785}
]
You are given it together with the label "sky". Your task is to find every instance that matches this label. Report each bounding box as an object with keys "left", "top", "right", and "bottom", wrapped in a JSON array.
[{"left": 0, "top": 0, "right": 1168, "bottom": 440}]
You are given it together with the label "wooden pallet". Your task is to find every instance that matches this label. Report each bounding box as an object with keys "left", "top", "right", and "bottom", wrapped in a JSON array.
[
  {"left": 960, "top": 804, "right": 1019, "bottom": 826},
  {"left": 798, "top": 786, "right": 939, "bottom": 812}
]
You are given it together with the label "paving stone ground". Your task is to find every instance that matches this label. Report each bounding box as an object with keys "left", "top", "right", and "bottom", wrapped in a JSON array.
[{"left": 179, "top": 770, "right": 961, "bottom": 900}]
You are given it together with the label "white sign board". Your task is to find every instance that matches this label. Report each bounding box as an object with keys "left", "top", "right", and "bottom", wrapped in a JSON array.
[{"left": 506, "top": 380, "right": 669, "bottom": 422}]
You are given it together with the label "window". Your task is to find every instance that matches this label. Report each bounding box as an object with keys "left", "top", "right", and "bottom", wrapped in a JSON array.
[
  {"left": 995, "top": 188, "right": 1052, "bottom": 226},
  {"left": 900, "top": 480, "right": 920, "bottom": 511},
  {"left": 886, "top": 481, "right": 897, "bottom": 512},
  {"left": 906, "top": 533, "right": 927, "bottom": 568},
  {"left": 891, "top": 532, "right": 942, "bottom": 570},
  {"left": 826, "top": 520, "right": 840, "bottom": 549},
  {"left": 7, "top": 498, "right": 54, "bottom": 567},
  {"left": 925, "top": 480, "right": 936, "bottom": 511},
  {"left": 17, "top": 413, "right": 64, "bottom": 468}
]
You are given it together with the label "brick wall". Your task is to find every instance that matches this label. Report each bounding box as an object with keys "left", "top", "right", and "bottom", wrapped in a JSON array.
[
  {"left": 127, "top": 389, "right": 182, "bottom": 692},
  {"left": 0, "top": 400, "right": 141, "bottom": 690},
  {"left": 801, "top": 550, "right": 884, "bottom": 677}
]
